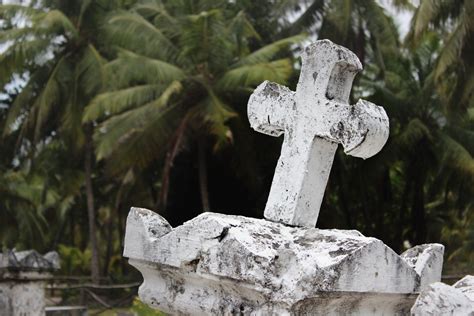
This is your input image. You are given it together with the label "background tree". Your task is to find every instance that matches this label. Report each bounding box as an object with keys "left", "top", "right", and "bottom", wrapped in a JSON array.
[
  {"left": 0, "top": 0, "right": 133, "bottom": 282},
  {"left": 83, "top": 0, "right": 304, "bottom": 217},
  {"left": 0, "top": 0, "right": 472, "bottom": 299}
]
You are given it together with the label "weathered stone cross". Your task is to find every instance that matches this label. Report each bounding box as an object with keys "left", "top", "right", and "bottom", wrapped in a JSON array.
[{"left": 248, "top": 39, "right": 389, "bottom": 228}]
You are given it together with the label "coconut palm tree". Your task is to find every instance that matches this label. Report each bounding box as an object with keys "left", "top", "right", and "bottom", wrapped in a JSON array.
[
  {"left": 357, "top": 31, "right": 474, "bottom": 246},
  {"left": 407, "top": 0, "right": 474, "bottom": 114},
  {"left": 275, "top": 0, "right": 407, "bottom": 69},
  {"left": 0, "top": 0, "right": 129, "bottom": 282},
  {"left": 83, "top": 0, "right": 305, "bottom": 213}
]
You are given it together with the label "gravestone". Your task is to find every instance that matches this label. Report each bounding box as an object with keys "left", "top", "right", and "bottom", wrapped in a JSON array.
[
  {"left": 123, "top": 40, "right": 444, "bottom": 315},
  {"left": 0, "top": 249, "right": 60, "bottom": 316}
]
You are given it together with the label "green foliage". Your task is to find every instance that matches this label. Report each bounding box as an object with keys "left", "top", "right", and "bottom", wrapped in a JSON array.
[
  {"left": 0, "top": 0, "right": 473, "bottom": 292},
  {"left": 57, "top": 244, "right": 92, "bottom": 275},
  {"left": 130, "top": 297, "right": 166, "bottom": 315},
  {"left": 90, "top": 0, "right": 304, "bottom": 175}
]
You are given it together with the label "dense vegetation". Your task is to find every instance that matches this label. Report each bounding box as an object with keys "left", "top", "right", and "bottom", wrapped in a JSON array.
[{"left": 0, "top": 0, "right": 472, "bottom": 286}]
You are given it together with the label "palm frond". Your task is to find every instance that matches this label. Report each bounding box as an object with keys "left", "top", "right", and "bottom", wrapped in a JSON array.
[
  {"left": 94, "top": 81, "right": 183, "bottom": 161},
  {"left": 434, "top": 18, "right": 467, "bottom": 80},
  {"left": 105, "top": 49, "right": 186, "bottom": 89},
  {"left": 0, "top": 37, "right": 52, "bottom": 88},
  {"left": 327, "top": 0, "right": 352, "bottom": 42},
  {"left": 191, "top": 85, "right": 237, "bottom": 150},
  {"left": 360, "top": 0, "right": 399, "bottom": 48},
  {"left": 228, "top": 10, "right": 261, "bottom": 41},
  {"left": 438, "top": 133, "right": 474, "bottom": 180},
  {"left": 84, "top": 84, "right": 168, "bottom": 122},
  {"left": 33, "top": 9, "right": 78, "bottom": 38},
  {"left": 445, "top": 125, "right": 474, "bottom": 157},
  {"left": 395, "top": 118, "right": 432, "bottom": 151},
  {"left": 134, "top": 2, "right": 178, "bottom": 27},
  {"left": 33, "top": 56, "right": 70, "bottom": 142},
  {"left": 180, "top": 9, "right": 230, "bottom": 70},
  {"left": 410, "top": 0, "right": 441, "bottom": 40},
  {"left": 217, "top": 59, "right": 293, "bottom": 91},
  {"left": 0, "top": 4, "right": 40, "bottom": 21},
  {"left": 280, "top": 0, "right": 325, "bottom": 35},
  {"left": 105, "top": 11, "right": 178, "bottom": 60},
  {"left": 234, "top": 34, "right": 305, "bottom": 66},
  {"left": 2, "top": 67, "right": 50, "bottom": 136},
  {"left": 78, "top": 0, "right": 93, "bottom": 29},
  {"left": 76, "top": 44, "right": 106, "bottom": 97}
]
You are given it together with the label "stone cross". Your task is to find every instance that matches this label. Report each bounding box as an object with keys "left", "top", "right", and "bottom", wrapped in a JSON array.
[{"left": 247, "top": 39, "right": 389, "bottom": 228}]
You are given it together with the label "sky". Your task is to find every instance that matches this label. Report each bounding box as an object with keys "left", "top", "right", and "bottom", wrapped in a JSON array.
[{"left": 381, "top": 0, "right": 414, "bottom": 38}]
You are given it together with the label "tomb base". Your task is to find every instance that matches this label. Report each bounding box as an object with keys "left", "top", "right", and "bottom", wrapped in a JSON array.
[{"left": 124, "top": 207, "right": 444, "bottom": 315}]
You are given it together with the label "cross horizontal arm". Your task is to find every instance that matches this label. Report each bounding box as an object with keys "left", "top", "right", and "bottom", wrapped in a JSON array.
[
  {"left": 314, "top": 99, "right": 390, "bottom": 159},
  {"left": 248, "top": 81, "right": 295, "bottom": 137}
]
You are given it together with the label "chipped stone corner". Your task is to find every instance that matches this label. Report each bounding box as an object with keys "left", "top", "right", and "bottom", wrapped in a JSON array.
[
  {"left": 123, "top": 207, "right": 172, "bottom": 259},
  {"left": 411, "top": 275, "right": 474, "bottom": 315},
  {"left": 401, "top": 243, "right": 444, "bottom": 291}
]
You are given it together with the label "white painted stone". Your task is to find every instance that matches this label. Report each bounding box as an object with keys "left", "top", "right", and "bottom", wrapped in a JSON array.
[
  {"left": 400, "top": 243, "right": 444, "bottom": 291},
  {"left": 123, "top": 207, "right": 172, "bottom": 260},
  {"left": 0, "top": 250, "right": 59, "bottom": 316},
  {"left": 247, "top": 39, "right": 389, "bottom": 228},
  {"left": 454, "top": 275, "right": 474, "bottom": 302},
  {"left": 411, "top": 278, "right": 474, "bottom": 315},
  {"left": 123, "top": 207, "right": 443, "bottom": 315},
  {"left": 0, "top": 274, "right": 47, "bottom": 316}
]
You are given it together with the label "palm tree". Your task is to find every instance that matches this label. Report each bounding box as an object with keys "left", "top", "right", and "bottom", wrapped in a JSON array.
[
  {"left": 275, "top": 0, "right": 406, "bottom": 68},
  {"left": 407, "top": 0, "right": 474, "bottom": 114},
  {"left": 359, "top": 31, "right": 474, "bottom": 246},
  {"left": 0, "top": 0, "right": 128, "bottom": 282},
  {"left": 83, "top": 0, "right": 305, "bottom": 213}
]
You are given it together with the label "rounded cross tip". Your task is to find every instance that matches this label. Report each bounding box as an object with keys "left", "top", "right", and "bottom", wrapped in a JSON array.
[
  {"left": 342, "top": 100, "right": 390, "bottom": 159},
  {"left": 247, "top": 80, "right": 294, "bottom": 137},
  {"left": 301, "top": 39, "right": 363, "bottom": 72}
]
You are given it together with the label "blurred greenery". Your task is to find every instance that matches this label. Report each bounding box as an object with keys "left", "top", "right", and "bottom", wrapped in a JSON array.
[{"left": 0, "top": 0, "right": 472, "bottom": 307}]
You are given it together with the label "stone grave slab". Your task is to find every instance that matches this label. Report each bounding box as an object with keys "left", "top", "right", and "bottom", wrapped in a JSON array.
[{"left": 124, "top": 207, "right": 443, "bottom": 315}]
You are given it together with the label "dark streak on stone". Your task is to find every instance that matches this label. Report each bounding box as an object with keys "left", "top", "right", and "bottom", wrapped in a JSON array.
[{"left": 212, "top": 226, "right": 230, "bottom": 242}]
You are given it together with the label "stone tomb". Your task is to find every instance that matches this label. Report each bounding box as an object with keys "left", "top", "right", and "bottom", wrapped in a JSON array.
[
  {"left": 123, "top": 40, "right": 444, "bottom": 314},
  {"left": 125, "top": 208, "right": 443, "bottom": 314}
]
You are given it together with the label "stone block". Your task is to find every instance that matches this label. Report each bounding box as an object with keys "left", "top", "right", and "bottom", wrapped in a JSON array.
[{"left": 124, "top": 207, "right": 443, "bottom": 315}]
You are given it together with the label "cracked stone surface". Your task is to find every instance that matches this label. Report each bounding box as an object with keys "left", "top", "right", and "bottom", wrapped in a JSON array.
[
  {"left": 124, "top": 207, "right": 443, "bottom": 315},
  {"left": 400, "top": 244, "right": 444, "bottom": 291},
  {"left": 411, "top": 275, "right": 474, "bottom": 315},
  {"left": 247, "top": 39, "right": 389, "bottom": 228}
]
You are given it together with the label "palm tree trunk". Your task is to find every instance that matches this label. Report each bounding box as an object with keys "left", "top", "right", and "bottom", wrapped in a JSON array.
[
  {"left": 103, "top": 212, "right": 114, "bottom": 276},
  {"left": 84, "top": 123, "right": 100, "bottom": 283},
  {"left": 157, "top": 115, "right": 188, "bottom": 211},
  {"left": 198, "top": 137, "right": 210, "bottom": 212},
  {"left": 412, "top": 173, "right": 427, "bottom": 245},
  {"left": 398, "top": 178, "right": 411, "bottom": 249},
  {"left": 104, "top": 184, "right": 124, "bottom": 276}
]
